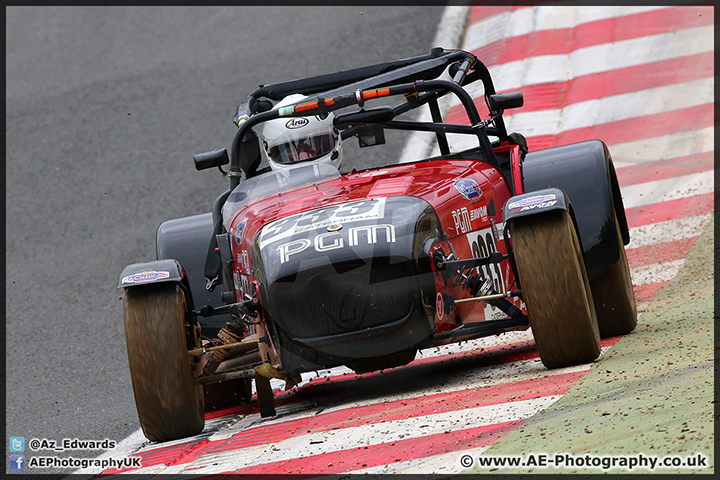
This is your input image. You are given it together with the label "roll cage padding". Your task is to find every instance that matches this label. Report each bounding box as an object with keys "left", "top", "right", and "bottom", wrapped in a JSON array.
[
  {"left": 260, "top": 48, "right": 458, "bottom": 101},
  {"left": 233, "top": 48, "right": 468, "bottom": 124}
]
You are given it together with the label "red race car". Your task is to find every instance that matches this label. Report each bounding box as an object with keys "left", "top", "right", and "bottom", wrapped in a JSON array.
[{"left": 118, "top": 48, "right": 636, "bottom": 442}]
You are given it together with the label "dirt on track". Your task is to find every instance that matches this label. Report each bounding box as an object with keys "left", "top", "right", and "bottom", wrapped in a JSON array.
[{"left": 466, "top": 218, "right": 715, "bottom": 474}]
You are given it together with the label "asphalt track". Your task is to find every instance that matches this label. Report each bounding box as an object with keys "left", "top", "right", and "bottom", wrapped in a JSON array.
[{"left": 5, "top": 6, "right": 448, "bottom": 474}]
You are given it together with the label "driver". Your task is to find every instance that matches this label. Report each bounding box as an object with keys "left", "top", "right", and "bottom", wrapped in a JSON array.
[{"left": 258, "top": 94, "right": 343, "bottom": 172}]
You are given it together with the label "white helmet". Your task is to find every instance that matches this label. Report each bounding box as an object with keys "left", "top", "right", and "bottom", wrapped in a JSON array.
[{"left": 259, "top": 94, "right": 342, "bottom": 171}]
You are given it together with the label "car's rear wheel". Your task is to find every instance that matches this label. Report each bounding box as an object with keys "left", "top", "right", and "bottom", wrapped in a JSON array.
[
  {"left": 510, "top": 210, "right": 601, "bottom": 369},
  {"left": 590, "top": 215, "right": 637, "bottom": 337},
  {"left": 203, "top": 377, "right": 252, "bottom": 412},
  {"left": 124, "top": 283, "right": 204, "bottom": 441}
]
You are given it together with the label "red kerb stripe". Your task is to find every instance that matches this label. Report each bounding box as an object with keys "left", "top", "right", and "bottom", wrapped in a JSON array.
[
  {"left": 624, "top": 194, "right": 714, "bottom": 229},
  {"left": 634, "top": 282, "right": 668, "bottom": 304},
  {"left": 222, "top": 420, "right": 522, "bottom": 475},
  {"left": 615, "top": 151, "right": 714, "bottom": 186},
  {"left": 524, "top": 103, "right": 713, "bottom": 151},
  {"left": 473, "top": 7, "right": 712, "bottom": 67},
  {"left": 626, "top": 237, "right": 698, "bottom": 268}
]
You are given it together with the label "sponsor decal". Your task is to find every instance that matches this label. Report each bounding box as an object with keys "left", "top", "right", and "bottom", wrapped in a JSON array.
[
  {"left": 452, "top": 205, "right": 489, "bottom": 235},
  {"left": 235, "top": 221, "right": 247, "bottom": 244},
  {"left": 436, "top": 292, "right": 444, "bottom": 320},
  {"left": 259, "top": 198, "right": 386, "bottom": 249},
  {"left": 453, "top": 177, "right": 482, "bottom": 202},
  {"left": 278, "top": 106, "right": 294, "bottom": 117},
  {"left": 121, "top": 271, "right": 170, "bottom": 285},
  {"left": 277, "top": 224, "right": 396, "bottom": 263},
  {"left": 236, "top": 249, "right": 251, "bottom": 271},
  {"left": 452, "top": 207, "right": 472, "bottom": 235},
  {"left": 507, "top": 194, "right": 557, "bottom": 210},
  {"left": 285, "top": 117, "right": 309, "bottom": 129},
  {"left": 516, "top": 200, "right": 558, "bottom": 213},
  {"left": 470, "top": 205, "right": 488, "bottom": 222}
]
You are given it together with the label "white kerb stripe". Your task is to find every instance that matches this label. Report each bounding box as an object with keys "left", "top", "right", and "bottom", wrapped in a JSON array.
[
  {"left": 162, "top": 395, "right": 562, "bottom": 475},
  {"left": 609, "top": 127, "right": 714, "bottom": 168},
  {"left": 444, "top": 77, "right": 713, "bottom": 153},
  {"left": 620, "top": 172, "right": 714, "bottom": 209},
  {"left": 464, "top": 6, "right": 668, "bottom": 53},
  {"left": 458, "top": 25, "right": 714, "bottom": 102},
  {"left": 505, "top": 78, "right": 713, "bottom": 138},
  {"left": 348, "top": 447, "right": 493, "bottom": 475},
  {"left": 630, "top": 260, "right": 686, "bottom": 286},
  {"left": 626, "top": 214, "right": 712, "bottom": 249}
]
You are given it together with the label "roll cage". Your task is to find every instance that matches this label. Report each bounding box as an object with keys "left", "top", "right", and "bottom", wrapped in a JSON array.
[
  {"left": 197, "top": 48, "right": 524, "bottom": 191},
  {"left": 196, "top": 48, "right": 525, "bottom": 291}
]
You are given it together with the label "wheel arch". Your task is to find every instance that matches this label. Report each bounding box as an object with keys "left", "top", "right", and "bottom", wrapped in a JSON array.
[
  {"left": 522, "top": 139, "right": 628, "bottom": 280},
  {"left": 118, "top": 259, "right": 195, "bottom": 312},
  {"left": 155, "top": 212, "right": 229, "bottom": 336}
]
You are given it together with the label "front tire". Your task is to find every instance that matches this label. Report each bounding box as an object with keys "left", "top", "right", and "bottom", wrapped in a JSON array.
[
  {"left": 124, "top": 283, "right": 204, "bottom": 441},
  {"left": 511, "top": 210, "right": 601, "bottom": 369}
]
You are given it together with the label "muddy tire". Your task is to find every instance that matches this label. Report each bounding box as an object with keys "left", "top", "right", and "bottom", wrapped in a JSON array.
[
  {"left": 124, "top": 283, "right": 204, "bottom": 441},
  {"left": 590, "top": 216, "right": 637, "bottom": 337},
  {"left": 203, "top": 377, "right": 252, "bottom": 412},
  {"left": 511, "top": 210, "right": 601, "bottom": 369}
]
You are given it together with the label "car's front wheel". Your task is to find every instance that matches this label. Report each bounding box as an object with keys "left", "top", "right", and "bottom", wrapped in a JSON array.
[
  {"left": 123, "top": 283, "right": 205, "bottom": 441},
  {"left": 510, "top": 210, "right": 601, "bottom": 369}
]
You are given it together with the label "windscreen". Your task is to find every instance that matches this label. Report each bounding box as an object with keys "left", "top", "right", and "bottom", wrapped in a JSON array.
[{"left": 222, "top": 162, "right": 341, "bottom": 230}]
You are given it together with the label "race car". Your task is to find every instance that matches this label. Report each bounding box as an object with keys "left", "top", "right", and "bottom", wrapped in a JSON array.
[{"left": 118, "top": 47, "right": 636, "bottom": 442}]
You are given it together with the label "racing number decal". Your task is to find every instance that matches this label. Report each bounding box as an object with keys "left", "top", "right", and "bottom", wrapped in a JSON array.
[
  {"left": 258, "top": 199, "right": 385, "bottom": 249},
  {"left": 466, "top": 226, "right": 505, "bottom": 319}
]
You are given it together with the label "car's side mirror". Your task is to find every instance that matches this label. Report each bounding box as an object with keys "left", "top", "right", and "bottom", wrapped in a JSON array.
[
  {"left": 487, "top": 92, "right": 524, "bottom": 113},
  {"left": 357, "top": 124, "right": 386, "bottom": 148},
  {"left": 334, "top": 107, "right": 394, "bottom": 130},
  {"left": 194, "top": 148, "right": 229, "bottom": 171}
]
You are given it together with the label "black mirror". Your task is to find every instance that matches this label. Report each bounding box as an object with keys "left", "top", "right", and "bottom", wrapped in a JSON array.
[
  {"left": 194, "top": 148, "right": 229, "bottom": 171},
  {"left": 488, "top": 92, "right": 524, "bottom": 113},
  {"left": 356, "top": 124, "right": 386, "bottom": 148},
  {"left": 334, "top": 107, "right": 394, "bottom": 130}
]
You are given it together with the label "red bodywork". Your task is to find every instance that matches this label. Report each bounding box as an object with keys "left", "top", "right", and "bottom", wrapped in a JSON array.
[{"left": 229, "top": 144, "right": 526, "bottom": 344}]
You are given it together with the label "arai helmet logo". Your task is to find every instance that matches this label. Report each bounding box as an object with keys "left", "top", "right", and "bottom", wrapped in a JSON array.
[{"left": 285, "top": 117, "right": 309, "bottom": 129}]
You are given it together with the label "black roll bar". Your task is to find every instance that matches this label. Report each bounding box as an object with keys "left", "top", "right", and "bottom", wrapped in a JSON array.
[{"left": 228, "top": 78, "right": 495, "bottom": 190}]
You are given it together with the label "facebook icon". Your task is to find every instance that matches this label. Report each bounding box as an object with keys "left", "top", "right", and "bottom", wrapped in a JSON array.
[{"left": 10, "top": 455, "right": 25, "bottom": 470}]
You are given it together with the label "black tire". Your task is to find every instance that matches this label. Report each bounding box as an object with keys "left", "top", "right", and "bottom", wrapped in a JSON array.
[
  {"left": 123, "top": 283, "right": 204, "bottom": 441},
  {"left": 203, "top": 377, "right": 252, "bottom": 412},
  {"left": 255, "top": 376, "right": 276, "bottom": 418},
  {"left": 511, "top": 210, "right": 601, "bottom": 369},
  {"left": 590, "top": 215, "right": 637, "bottom": 337}
]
